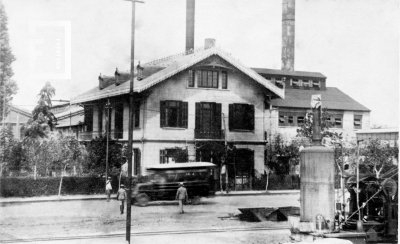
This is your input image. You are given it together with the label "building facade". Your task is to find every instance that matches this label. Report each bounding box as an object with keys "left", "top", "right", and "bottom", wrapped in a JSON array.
[
  {"left": 1, "top": 105, "right": 32, "bottom": 139},
  {"left": 72, "top": 45, "right": 285, "bottom": 190}
]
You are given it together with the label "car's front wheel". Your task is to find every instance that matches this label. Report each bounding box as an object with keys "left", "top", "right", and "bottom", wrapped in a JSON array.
[{"left": 136, "top": 193, "right": 149, "bottom": 207}]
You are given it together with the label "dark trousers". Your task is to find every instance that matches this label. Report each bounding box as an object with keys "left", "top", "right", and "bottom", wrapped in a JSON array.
[{"left": 119, "top": 200, "right": 125, "bottom": 214}]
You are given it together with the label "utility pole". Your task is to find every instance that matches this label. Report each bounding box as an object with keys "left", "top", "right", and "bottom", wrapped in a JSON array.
[
  {"left": 125, "top": 1, "right": 143, "bottom": 243},
  {"left": 105, "top": 99, "right": 111, "bottom": 184}
]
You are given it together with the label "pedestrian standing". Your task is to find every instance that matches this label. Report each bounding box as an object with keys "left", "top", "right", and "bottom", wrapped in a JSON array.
[
  {"left": 106, "top": 177, "right": 112, "bottom": 202},
  {"left": 175, "top": 182, "right": 188, "bottom": 214},
  {"left": 116, "top": 184, "right": 127, "bottom": 214}
]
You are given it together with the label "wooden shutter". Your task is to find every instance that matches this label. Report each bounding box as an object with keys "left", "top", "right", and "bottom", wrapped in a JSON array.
[
  {"left": 160, "top": 101, "right": 166, "bottom": 127},
  {"left": 215, "top": 103, "right": 222, "bottom": 133},
  {"left": 249, "top": 105, "right": 255, "bottom": 130},
  {"left": 160, "top": 149, "right": 165, "bottom": 164},
  {"left": 229, "top": 104, "right": 234, "bottom": 130},
  {"left": 195, "top": 103, "right": 201, "bottom": 133},
  {"left": 181, "top": 102, "right": 188, "bottom": 128}
]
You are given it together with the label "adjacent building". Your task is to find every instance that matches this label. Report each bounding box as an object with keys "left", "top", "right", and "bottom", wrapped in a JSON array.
[{"left": 1, "top": 105, "right": 32, "bottom": 139}]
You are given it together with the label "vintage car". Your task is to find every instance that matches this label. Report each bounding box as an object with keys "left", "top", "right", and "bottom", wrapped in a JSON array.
[{"left": 132, "top": 162, "right": 217, "bottom": 207}]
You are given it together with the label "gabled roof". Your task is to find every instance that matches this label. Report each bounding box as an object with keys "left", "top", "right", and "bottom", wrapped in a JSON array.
[
  {"left": 71, "top": 46, "right": 284, "bottom": 104},
  {"left": 252, "top": 68, "right": 326, "bottom": 79},
  {"left": 271, "top": 87, "right": 370, "bottom": 112},
  {"left": 9, "top": 105, "right": 32, "bottom": 118}
]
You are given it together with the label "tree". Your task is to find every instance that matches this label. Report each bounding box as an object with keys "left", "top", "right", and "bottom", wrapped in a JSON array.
[
  {"left": 22, "top": 82, "right": 57, "bottom": 138},
  {"left": 296, "top": 107, "right": 342, "bottom": 142},
  {"left": 361, "top": 139, "right": 399, "bottom": 179},
  {"left": 84, "top": 136, "right": 126, "bottom": 176},
  {"left": 0, "top": 3, "right": 19, "bottom": 122}
]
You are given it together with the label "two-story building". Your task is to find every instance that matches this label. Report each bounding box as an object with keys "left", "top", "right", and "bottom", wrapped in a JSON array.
[
  {"left": 253, "top": 68, "right": 370, "bottom": 140},
  {"left": 1, "top": 105, "right": 32, "bottom": 140},
  {"left": 71, "top": 42, "right": 285, "bottom": 190}
]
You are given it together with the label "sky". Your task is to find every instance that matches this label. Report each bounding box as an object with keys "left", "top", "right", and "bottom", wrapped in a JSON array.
[{"left": 2, "top": 0, "right": 399, "bottom": 128}]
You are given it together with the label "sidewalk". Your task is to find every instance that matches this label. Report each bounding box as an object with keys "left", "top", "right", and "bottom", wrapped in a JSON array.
[{"left": 0, "top": 190, "right": 300, "bottom": 204}]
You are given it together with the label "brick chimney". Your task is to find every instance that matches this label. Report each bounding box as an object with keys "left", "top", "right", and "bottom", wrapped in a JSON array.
[
  {"left": 282, "top": 0, "right": 295, "bottom": 71},
  {"left": 204, "top": 38, "right": 215, "bottom": 49},
  {"left": 185, "top": 0, "right": 195, "bottom": 53}
]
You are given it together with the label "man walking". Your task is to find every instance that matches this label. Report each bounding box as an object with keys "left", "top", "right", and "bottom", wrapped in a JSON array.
[
  {"left": 175, "top": 182, "right": 188, "bottom": 214},
  {"left": 116, "top": 184, "right": 127, "bottom": 214},
  {"left": 106, "top": 177, "right": 112, "bottom": 202}
]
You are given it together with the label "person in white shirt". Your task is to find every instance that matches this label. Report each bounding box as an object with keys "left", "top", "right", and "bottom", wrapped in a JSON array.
[{"left": 106, "top": 177, "right": 112, "bottom": 202}]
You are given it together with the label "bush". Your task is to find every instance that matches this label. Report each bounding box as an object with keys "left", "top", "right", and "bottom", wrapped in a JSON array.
[
  {"left": 0, "top": 176, "right": 109, "bottom": 197},
  {"left": 253, "top": 173, "right": 300, "bottom": 190}
]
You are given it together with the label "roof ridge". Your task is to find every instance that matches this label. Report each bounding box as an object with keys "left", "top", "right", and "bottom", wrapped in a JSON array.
[{"left": 144, "top": 46, "right": 206, "bottom": 66}]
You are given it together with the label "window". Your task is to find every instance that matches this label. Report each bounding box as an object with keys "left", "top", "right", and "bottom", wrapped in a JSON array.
[
  {"left": 134, "top": 101, "right": 140, "bottom": 128},
  {"left": 354, "top": 115, "right": 362, "bottom": 129},
  {"left": 229, "top": 104, "right": 254, "bottom": 131},
  {"left": 312, "top": 80, "right": 320, "bottom": 89},
  {"left": 330, "top": 114, "right": 343, "bottom": 128},
  {"left": 114, "top": 103, "right": 123, "bottom": 139},
  {"left": 188, "top": 70, "right": 194, "bottom": 87},
  {"left": 160, "top": 148, "right": 188, "bottom": 164},
  {"left": 197, "top": 70, "right": 218, "bottom": 88},
  {"left": 84, "top": 107, "right": 93, "bottom": 132},
  {"left": 160, "top": 101, "right": 188, "bottom": 128},
  {"left": 278, "top": 111, "right": 307, "bottom": 127},
  {"left": 221, "top": 71, "right": 228, "bottom": 89},
  {"left": 98, "top": 107, "right": 103, "bottom": 133},
  {"left": 292, "top": 79, "right": 300, "bottom": 88},
  {"left": 279, "top": 115, "right": 285, "bottom": 126}
]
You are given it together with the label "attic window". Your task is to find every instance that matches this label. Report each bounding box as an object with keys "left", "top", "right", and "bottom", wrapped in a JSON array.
[{"left": 197, "top": 70, "right": 218, "bottom": 88}]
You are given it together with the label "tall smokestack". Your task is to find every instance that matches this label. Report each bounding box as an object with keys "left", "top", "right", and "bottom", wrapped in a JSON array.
[
  {"left": 186, "top": 0, "right": 195, "bottom": 53},
  {"left": 281, "top": 0, "right": 295, "bottom": 71}
]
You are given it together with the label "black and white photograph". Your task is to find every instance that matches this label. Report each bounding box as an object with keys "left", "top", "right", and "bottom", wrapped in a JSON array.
[{"left": 0, "top": 0, "right": 398, "bottom": 243}]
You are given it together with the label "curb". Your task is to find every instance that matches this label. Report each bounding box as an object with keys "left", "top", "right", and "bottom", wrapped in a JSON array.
[{"left": 0, "top": 191, "right": 300, "bottom": 204}]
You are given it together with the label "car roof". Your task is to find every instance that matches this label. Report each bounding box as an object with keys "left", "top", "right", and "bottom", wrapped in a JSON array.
[{"left": 146, "top": 162, "right": 217, "bottom": 170}]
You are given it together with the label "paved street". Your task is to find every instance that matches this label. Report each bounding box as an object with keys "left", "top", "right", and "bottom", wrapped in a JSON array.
[{"left": 0, "top": 194, "right": 299, "bottom": 243}]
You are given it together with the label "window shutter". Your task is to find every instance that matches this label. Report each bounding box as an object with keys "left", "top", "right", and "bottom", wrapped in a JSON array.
[
  {"left": 229, "top": 104, "right": 234, "bottom": 130},
  {"left": 160, "top": 101, "right": 166, "bottom": 127},
  {"left": 195, "top": 103, "right": 201, "bottom": 132},
  {"left": 249, "top": 105, "right": 255, "bottom": 130},
  {"left": 160, "top": 149, "right": 165, "bottom": 164},
  {"left": 215, "top": 103, "right": 222, "bottom": 132},
  {"left": 182, "top": 102, "right": 188, "bottom": 128}
]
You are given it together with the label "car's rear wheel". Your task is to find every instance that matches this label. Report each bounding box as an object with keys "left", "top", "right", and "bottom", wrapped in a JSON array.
[{"left": 136, "top": 193, "right": 149, "bottom": 207}]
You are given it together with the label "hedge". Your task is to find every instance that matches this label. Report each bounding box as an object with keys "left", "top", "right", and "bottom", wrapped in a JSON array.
[{"left": 0, "top": 176, "right": 121, "bottom": 197}]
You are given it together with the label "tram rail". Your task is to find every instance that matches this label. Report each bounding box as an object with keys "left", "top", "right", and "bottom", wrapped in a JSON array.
[{"left": 0, "top": 225, "right": 289, "bottom": 243}]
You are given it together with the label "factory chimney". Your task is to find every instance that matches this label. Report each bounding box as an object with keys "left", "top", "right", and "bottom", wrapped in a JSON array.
[
  {"left": 281, "top": 0, "right": 295, "bottom": 71},
  {"left": 186, "top": 0, "right": 195, "bottom": 53}
]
